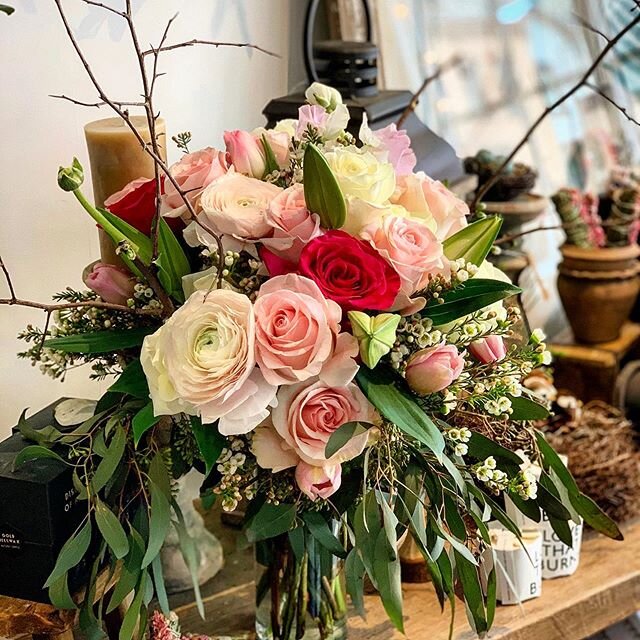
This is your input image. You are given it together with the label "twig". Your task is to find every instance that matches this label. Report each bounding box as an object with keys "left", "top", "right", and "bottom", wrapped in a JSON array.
[
  {"left": 141, "top": 39, "right": 279, "bottom": 59},
  {"left": 471, "top": 11, "right": 640, "bottom": 210},
  {"left": 0, "top": 253, "right": 17, "bottom": 301},
  {"left": 79, "top": 0, "right": 125, "bottom": 17},
  {"left": 396, "top": 55, "right": 462, "bottom": 128},
  {"left": 585, "top": 81, "right": 640, "bottom": 127},
  {"left": 0, "top": 297, "right": 162, "bottom": 316},
  {"left": 49, "top": 94, "right": 145, "bottom": 108},
  {"left": 573, "top": 13, "right": 611, "bottom": 42}
]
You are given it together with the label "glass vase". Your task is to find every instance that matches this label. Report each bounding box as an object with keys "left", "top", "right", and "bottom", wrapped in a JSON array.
[{"left": 255, "top": 530, "right": 347, "bottom": 640}]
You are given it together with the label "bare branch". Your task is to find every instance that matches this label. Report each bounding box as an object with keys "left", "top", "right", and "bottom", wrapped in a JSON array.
[
  {"left": 49, "top": 94, "right": 145, "bottom": 108},
  {"left": 396, "top": 56, "right": 462, "bottom": 129},
  {"left": 585, "top": 81, "right": 640, "bottom": 127},
  {"left": 0, "top": 297, "right": 162, "bottom": 316},
  {"left": 142, "top": 39, "right": 279, "bottom": 59},
  {"left": 80, "top": 0, "right": 125, "bottom": 17},
  {"left": 573, "top": 13, "right": 611, "bottom": 42},
  {"left": 471, "top": 11, "right": 640, "bottom": 209},
  {"left": 0, "top": 253, "right": 17, "bottom": 301}
]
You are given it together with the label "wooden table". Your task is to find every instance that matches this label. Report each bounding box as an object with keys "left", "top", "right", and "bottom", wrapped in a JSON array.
[{"left": 174, "top": 520, "right": 640, "bottom": 640}]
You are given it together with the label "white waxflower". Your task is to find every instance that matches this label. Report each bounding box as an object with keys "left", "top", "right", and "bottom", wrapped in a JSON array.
[
  {"left": 531, "top": 328, "right": 546, "bottom": 344},
  {"left": 454, "top": 443, "right": 468, "bottom": 457}
]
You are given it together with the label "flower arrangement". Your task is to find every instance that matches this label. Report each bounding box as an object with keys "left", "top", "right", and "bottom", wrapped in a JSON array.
[{"left": 9, "top": 81, "right": 622, "bottom": 640}]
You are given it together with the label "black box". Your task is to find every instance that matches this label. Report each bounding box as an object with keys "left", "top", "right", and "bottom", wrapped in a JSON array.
[{"left": 0, "top": 401, "right": 86, "bottom": 603}]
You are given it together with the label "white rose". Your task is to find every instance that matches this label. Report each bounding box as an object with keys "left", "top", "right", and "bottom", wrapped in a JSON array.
[
  {"left": 140, "top": 289, "right": 276, "bottom": 435},
  {"left": 199, "top": 171, "right": 281, "bottom": 240},
  {"left": 324, "top": 147, "right": 396, "bottom": 205}
]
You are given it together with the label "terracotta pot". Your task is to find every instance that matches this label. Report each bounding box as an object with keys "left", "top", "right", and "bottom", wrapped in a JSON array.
[{"left": 557, "top": 244, "right": 640, "bottom": 343}]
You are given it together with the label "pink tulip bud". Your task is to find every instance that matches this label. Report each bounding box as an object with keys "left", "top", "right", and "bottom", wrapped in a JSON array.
[
  {"left": 295, "top": 461, "right": 342, "bottom": 501},
  {"left": 83, "top": 262, "right": 135, "bottom": 305},
  {"left": 405, "top": 343, "right": 465, "bottom": 395},
  {"left": 224, "top": 130, "right": 266, "bottom": 178},
  {"left": 468, "top": 335, "right": 507, "bottom": 364}
]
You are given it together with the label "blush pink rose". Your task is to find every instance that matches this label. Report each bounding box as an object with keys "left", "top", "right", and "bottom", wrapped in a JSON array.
[
  {"left": 224, "top": 130, "right": 266, "bottom": 178},
  {"left": 468, "top": 335, "right": 507, "bottom": 364},
  {"left": 199, "top": 171, "right": 281, "bottom": 241},
  {"left": 162, "top": 147, "right": 228, "bottom": 218},
  {"left": 261, "top": 184, "right": 323, "bottom": 262},
  {"left": 83, "top": 262, "right": 135, "bottom": 305},
  {"left": 254, "top": 274, "right": 359, "bottom": 386},
  {"left": 267, "top": 373, "right": 377, "bottom": 468},
  {"left": 295, "top": 461, "right": 342, "bottom": 501},
  {"left": 361, "top": 215, "right": 445, "bottom": 308},
  {"left": 405, "top": 343, "right": 465, "bottom": 395},
  {"left": 392, "top": 173, "right": 468, "bottom": 240}
]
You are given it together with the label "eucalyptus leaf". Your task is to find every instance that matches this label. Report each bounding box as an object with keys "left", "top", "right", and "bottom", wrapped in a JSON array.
[
  {"left": 443, "top": 215, "right": 502, "bottom": 266},
  {"left": 14, "top": 445, "right": 68, "bottom": 471},
  {"left": 132, "top": 402, "right": 159, "bottom": 446},
  {"left": 17, "top": 409, "right": 63, "bottom": 446},
  {"left": 345, "top": 548, "right": 366, "bottom": 618},
  {"left": 422, "top": 279, "right": 520, "bottom": 326},
  {"left": 118, "top": 570, "right": 148, "bottom": 640},
  {"left": 95, "top": 498, "right": 129, "bottom": 559},
  {"left": 548, "top": 516, "right": 573, "bottom": 547},
  {"left": 155, "top": 217, "right": 190, "bottom": 303},
  {"left": 48, "top": 573, "right": 77, "bottom": 610},
  {"left": 357, "top": 367, "right": 445, "bottom": 460},
  {"left": 325, "top": 421, "right": 370, "bottom": 459},
  {"left": 373, "top": 528, "right": 404, "bottom": 632},
  {"left": 140, "top": 481, "right": 171, "bottom": 568},
  {"left": 246, "top": 502, "right": 297, "bottom": 542},
  {"left": 509, "top": 395, "right": 550, "bottom": 421},
  {"left": 454, "top": 550, "right": 487, "bottom": 635},
  {"left": 45, "top": 519, "right": 92, "bottom": 588},
  {"left": 302, "top": 512, "right": 346, "bottom": 558},
  {"left": 107, "top": 527, "right": 145, "bottom": 613},
  {"left": 44, "top": 327, "right": 155, "bottom": 354},
  {"left": 303, "top": 143, "right": 346, "bottom": 229},
  {"left": 92, "top": 425, "right": 126, "bottom": 493},
  {"left": 151, "top": 554, "right": 170, "bottom": 615}
]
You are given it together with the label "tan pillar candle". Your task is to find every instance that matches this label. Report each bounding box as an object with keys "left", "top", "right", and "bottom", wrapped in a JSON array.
[{"left": 84, "top": 116, "right": 167, "bottom": 264}]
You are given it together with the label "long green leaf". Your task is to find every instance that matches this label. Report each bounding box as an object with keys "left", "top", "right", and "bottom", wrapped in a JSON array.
[
  {"left": 509, "top": 395, "right": 550, "bottom": 421},
  {"left": 45, "top": 519, "right": 92, "bottom": 587},
  {"left": 155, "top": 217, "right": 190, "bottom": 303},
  {"left": 443, "top": 216, "right": 502, "bottom": 266},
  {"left": 302, "top": 512, "right": 346, "bottom": 558},
  {"left": 108, "top": 359, "right": 149, "bottom": 399},
  {"left": 119, "top": 570, "right": 148, "bottom": 640},
  {"left": 48, "top": 573, "right": 77, "bottom": 610},
  {"left": 422, "top": 279, "right": 520, "bottom": 326},
  {"left": 141, "top": 481, "right": 171, "bottom": 568},
  {"left": 454, "top": 550, "right": 487, "bottom": 635},
  {"left": 151, "top": 554, "right": 170, "bottom": 615},
  {"left": 100, "top": 208, "right": 153, "bottom": 266},
  {"left": 95, "top": 498, "right": 129, "bottom": 560},
  {"left": 325, "top": 421, "right": 370, "bottom": 459},
  {"left": 372, "top": 515, "right": 404, "bottom": 632},
  {"left": 132, "top": 402, "right": 159, "bottom": 446},
  {"left": 14, "top": 445, "right": 67, "bottom": 470},
  {"left": 246, "top": 502, "right": 297, "bottom": 542},
  {"left": 107, "top": 527, "right": 145, "bottom": 613},
  {"left": 190, "top": 416, "right": 225, "bottom": 477},
  {"left": 303, "top": 144, "right": 346, "bottom": 229},
  {"left": 466, "top": 431, "right": 522, "bottom": 475},
  {"left": 345, "top": 548, "right": 366, "bottom": 618},
  {"left": 92, "top": 425, "right": 126, "bottom": 493},
  {"left": 535, "top": 432, "right": 623, "bottom": 540},
  {"left": 44, "top": 327, "right": 155, "bottom": 354},
  {"left": 356, "top": 367, "right": 445, "bottom": 460}
]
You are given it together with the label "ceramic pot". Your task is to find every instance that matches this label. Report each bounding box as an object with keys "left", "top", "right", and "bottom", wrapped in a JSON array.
[{"left": 557, "top": 244, "right": 640, "bottom": 343}]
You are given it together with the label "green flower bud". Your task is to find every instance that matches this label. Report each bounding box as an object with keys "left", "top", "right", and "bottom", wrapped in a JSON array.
[{"left": 57, "top": 157, "right": 84, "bottom": 191}]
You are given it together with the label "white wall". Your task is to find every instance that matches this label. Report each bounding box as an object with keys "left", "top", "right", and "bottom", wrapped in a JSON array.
[{"left": 0, "top": 0, "right": 290, "bottom": 437}]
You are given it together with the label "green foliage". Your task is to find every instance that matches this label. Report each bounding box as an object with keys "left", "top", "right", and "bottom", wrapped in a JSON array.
[
  {"left": 190, "top": 416, "right": 225, "bottom": 477},
  {"left": 422, "top": 279, "right": 520, "bottom": 326},
  {"left": 155, "top": 217, "right": 191, "bottom": 303},
  {"left": 325, "top": 421, "right": 370, "bottom": 459},
  {"left": 132, "top": 402, "right": 159, "bottom": 446},
  {"left": 13, "top": 445, "right": 68, "bottom": 470},
  {"left": 100, "top": 209, "right": 153, "bottom": 267},
  {"left": 303, "top": 144, "right": 346, "bottom": 229},
  {"left": 261, "top": 134, "right": 280, "bottom": 177},
  {"left": 509, "top": 395, "right": 550, "bottom": 420},
  {"left": 45, "top": 519, "right": 92, "bottom": 588},
  {"left": 443, "top": 215, "right": 502, "bottom": 266},
  {"left": 95, "top": 498, "right": 129, "bottom": 559},
  {"left": 302, "top": 512, "right": 346, "bottom": 558},
  {"left": 44, "top": 327, "right": 155, "bottom": 354},
  {"left": 108, "top": 358, "right": 149, "bottom": 400},
  {"left": 246, "top": 502, "right": 297, "bottom": 542}
]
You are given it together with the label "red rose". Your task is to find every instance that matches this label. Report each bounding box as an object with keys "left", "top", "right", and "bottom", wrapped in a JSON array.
[
  {"left": 104, "top": 177, "right": 181, "bottom": 236},
  {"left": 299, "top": 230, "right": 401, "bottom": 311}
]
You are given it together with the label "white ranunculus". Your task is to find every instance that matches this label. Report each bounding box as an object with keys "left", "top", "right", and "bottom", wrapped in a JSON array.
[
  {"left": 305, "top": 82, "right": 342, "bottom": 111},
  {"left": 140, "top": 289, "right": 276, "bottom": 434},
  {"left": 324, "top": 147, "right": 396, "bottom": 205}
]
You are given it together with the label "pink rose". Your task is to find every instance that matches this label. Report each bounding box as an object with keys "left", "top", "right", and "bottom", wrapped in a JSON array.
[
  {"left": 295, "top": 461, "right": 342, "bottom": 501},
  {"left": 392, "top": 173, "right": 468, "bottom": 240},
  {"left": 254, "top": 274, "right": 359, "bottom": 386},
  {"left": 261, "top": 129, "right": 291, "bottom": 167},
  {"left": 199, "top": 172, "right": 281, "bottom": 240},
  {"left": 224, "top": 130, "right": 266, "bottom": 178},
  {"left": 359, "top": 115, "right": 416, "bottom": 176},
  {"left": 261, "top": 184, "right": 323, "bottom": 262},
  {"left": 296, "top": 105, "right": 328, "bottom": 138},
  {"left": 361, "top": 215, "right": 445, "bottom": 307},
  {"left": 162, "top": 147, "right": 228, "bottom": 218},
  {"left": 256, "top": 373, "right": 376, "bottom": 470},
  {"left": 405, "top": 343, "right": 465, "bottom": 395},
  {"left": 468, "top": 335, "right": 507, "bottom": 364},
  {"left": 83, "top": 262, "right": 135, "bottom": 305}
]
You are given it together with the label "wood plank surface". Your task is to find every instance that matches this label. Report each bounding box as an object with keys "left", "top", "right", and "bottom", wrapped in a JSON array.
[{"left": 176, "top": 521, "right": 640, "bottom": 640}]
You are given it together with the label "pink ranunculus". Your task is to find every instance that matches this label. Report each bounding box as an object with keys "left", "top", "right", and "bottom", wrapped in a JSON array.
[
  {"left": 83, "top": 262, "right": 135, "bottom": 305},
  {"left": 361, "top": 215, "right": 445, "bottom": 307},
  {"left": 162, "top": 147, "right": 228, "bottom": 218},
  {"left": 296, "top": 104, "right": 328, "bottom": 138},
  {"left": 405, "top": 343, "right": 465, "bottom": 395},
  {"left": 224, "top": 130, "right": 266, "bottom": 178},
  {"left": 295, "top": 461, "right": 342, "bottom": 501},
  {"left": 199, "top": 172, "right": 282, "bottom": 241},
  {"left": 254, "top": 274, "right": 359, "bottom": 386},
  {"left": 262, "top": 184, "right": 323, "bottom": 262},
  {"left": 270, "top": 372, "right": 377, "bottom": 467},
  {"left": 392, "top": 173, "right": 468, "bottom": 240},
  {"left": 468, "top": 335, "right": 507, "bottom": 364}
]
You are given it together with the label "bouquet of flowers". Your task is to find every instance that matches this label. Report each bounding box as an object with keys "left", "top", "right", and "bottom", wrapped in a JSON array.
[{"left": 11, "top": 82, "right": 621, "bottom": 640}]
